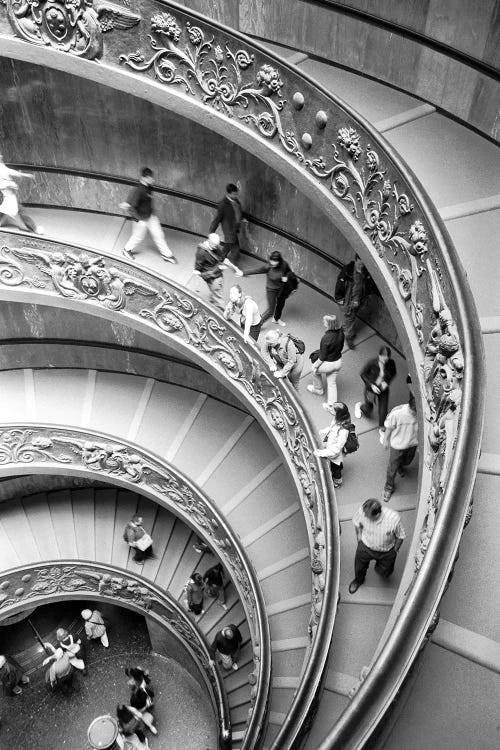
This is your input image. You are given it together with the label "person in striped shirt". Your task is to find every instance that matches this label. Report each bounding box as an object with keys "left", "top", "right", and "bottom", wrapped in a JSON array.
[{"left": 349, "top": 498, "right": 406, "bottom": 594}]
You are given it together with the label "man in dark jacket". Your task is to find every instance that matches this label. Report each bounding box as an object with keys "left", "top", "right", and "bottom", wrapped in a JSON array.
[
  {"left": 194, "top": 233, "right": 242, "bottom": 309},
  {"left": 210, "top": 624, "right": 242, "bottom": 671},
  {"left": 0, "top": 654, "right": 29, "bottom": 695},
  {"left": 120, "top": 167, "right": 177, "bottom": 264},
  {"left": 209, "top": 183, "right": 245, "bottom": 264},
  {"left": 355, "top": 346, "right": 396, "bottom": 435}
]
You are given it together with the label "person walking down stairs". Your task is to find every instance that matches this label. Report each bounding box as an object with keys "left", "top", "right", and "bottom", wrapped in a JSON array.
[
  {"left": 210, "top": 625, "right": 242, "bottom": 671},
  {"left": 355, "top": 346, "right": 397, "bottom": 440},
  {"left": 203, "top": 562, "right": 227, "bottom": 609},
  {"left": 0, "top": 654, "right": 30, "bottom": 696},
  {"left": 314, "top": 402, "right": 351, "bottom": 489},
  {"left": 120, "top": 166, "right": 178, "bottom": 264},
  {"left": 56, "top": 627, "right": 86, "bottom": 672},
  {"left": 193, "top": 233, "right": 243, "bottom": 310},
  {"left": 126, "top": 667, "right": 157, "bottom": 736},
  {"left": 123, "top": 514, "right": 154, "bottom": 563},
  {"left": 81, "top": 608, "right": 110, "bottom": 648},
  {"left": 184, "top": 572, "right": 205, "bottom": 623}
]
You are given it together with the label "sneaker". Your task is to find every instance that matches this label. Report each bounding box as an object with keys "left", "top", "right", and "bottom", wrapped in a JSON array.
[
  {"left": 220, "top": 603, "right": 228, "bottom": 610},
  {"left": 12, "top": 686, "right": 22, "bottom": 695},
  {"left": 35, "top": 225, "right": 45, "bottom": 235},
  {"left": 272, "top": 319, "right": 286, "bottom": 326},
  {"left": 232, "top": 663, "right": 239, "bottom": 671},
  {"left": 123, "top": 248, "right": 135, "bottom": 260},
  {"left": 162, "top": 255, "right": 178, "bottom": 264},
  {"left": 307, "top": 385, "right": 324, "bottom": 396},
  {"left": 383, "top": 486, "right": 393, "bottom": 502},
  {"left": 21, "top": 676, "right": 30, "bottom": 684},
  {"left": 149, "top": 724, "right": 158, "bottom": 735},
  {"left": 333, "top": 479, "right": 343, "bottom": 489},
  {"left": 379, "top": 428, "right": 385, "bottom": 444},
  {"left": 354, "top": 402, "right": 362, "bottom": 419}
]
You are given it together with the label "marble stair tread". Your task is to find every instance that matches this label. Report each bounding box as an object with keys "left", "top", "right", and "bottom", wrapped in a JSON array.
[
  {"left": 94, "top": 488, "right": 117, "bottom": 564},
  {"left": 224, "top": 463, "right": 297, "bottom": 531},
  {"left": 135, "top": 381, "right": 206, "bottom": 456},
  {"left": 327, "top": 603, "right": 389, "bottom": 678},
  {"left": 202, "top": 421, "right": 284, "bottom": 504},
  {"left": 324, "top": 669, "right": 360, "bottom": 696},
  {"left": 196, "top": 415, "right": 254, "bottom": 487},
  {"left": 242, "top": 509, "right": 307, "bottom": 568},
  {"left": 166, "top": 531, "right": 204, "bottom": 596},
  {"left": 47, "top": 489, "right": 79, "bottom": 559},
  {"left": 479, "top": 335, "right": 500, "bottom": 454},
  {"left": 0, "top": 500, "right": 41, "bottom": 564},
  {"left": 0, "top": 369, "right": 31, "bottom": 422},
  {"left": 173, "top": 397, "right": 248, "bottom": 479},
  {"left": 0, "top": 514, "right": 23, "bottom": 569},
  {"left": 151, "top": 518, "right": 192, "bottom": 588},
  {"left": 32, "top": 368, "right": 89, "bottom": 425},
  {"left": 337, "top": 493, "right": 417, "bottom": 521},
  {"left": 267, "top": 684, "right": 299, "bottom": 716},
  {"left": 338, "top": 584, "right": 395, "bottom": 606},
  {"left": 142, "top": 506, "right": 177, "bottom": 580},
  {"left": 111, "top": 489, "right": 139, "bottom": 568},
  {"left": 302, "top": 689, "right": 351, "bottom": 750},
  {"left": 90, "top": 371, "right": 150, "bottom": 436},
  {"left": 268, "top": 604, "right": 311, "bottom": 641},
  {"left": 22, "top": 492, "right": 61, "bottom": 561}
]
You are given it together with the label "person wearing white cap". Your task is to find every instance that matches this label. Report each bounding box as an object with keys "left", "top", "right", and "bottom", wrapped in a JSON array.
[
  {"left": 263, "top": 329, "right": 304, "bottom": 389},
  {"left": 194, "top": 233, "right": 242, "bottom": 310},
  {"left": 81, "top": 608, "right": 109, "bottom": 648}
]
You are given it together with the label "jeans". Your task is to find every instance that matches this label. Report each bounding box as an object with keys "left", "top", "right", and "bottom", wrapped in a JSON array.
[
  {"left": 354, "top": 540, "right": 397, "bottom": 582},
  {"left": 124, "top": 214, "right": 174, "bottom": 258},
  {"left": 312, "top": 358, "right": 342, "bottom": 404},
  {"left": 385, "top": 445, "right": 417, "bottom": 489},
  {"left": 285, "top": 355, "right": 304, "bottom": 390},
  {"left": 222, "top": 240, "right": 240, "bottom": 264}
]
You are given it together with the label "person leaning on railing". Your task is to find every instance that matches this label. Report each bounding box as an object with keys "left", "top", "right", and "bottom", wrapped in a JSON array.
[{"left": 262, "top": 330, "right": 304, "bottom": 390}]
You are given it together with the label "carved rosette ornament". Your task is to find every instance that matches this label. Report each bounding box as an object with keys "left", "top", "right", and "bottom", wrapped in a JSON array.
[
  {"left": 6, "top": 0, "right": 140, "bottom": 59},
  {"left": 0, "top": 235, "right": 325, "bottom": 639}
]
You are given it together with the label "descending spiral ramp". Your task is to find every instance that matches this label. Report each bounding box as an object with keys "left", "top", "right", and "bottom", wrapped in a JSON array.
[{"left": 0, "top": 1, "right": 498, "bottom": 749}]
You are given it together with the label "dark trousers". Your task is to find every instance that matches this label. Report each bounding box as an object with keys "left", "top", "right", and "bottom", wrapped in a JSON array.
[
  {"left": 133, "top": 545, "right": 154, "bottom": 562},
  {"left": 222, "top": 240, "right": 240, "bottom": 264},
  {"left": 385, "top": 446, "right": 417, "bottom": 489},
  {"left": 360, "top": 386, "right": 390, "bottom": 427},
  {"left": 329, "top": 461, "right": 343, "bottom": 481},
  {"left": 261, "top": 288, "right": 280, "bottom": 323},
  {"left": 240, "top": 320, "right": 262, "bottom": 342},
  {"left": 354, "top": 540, "right": 397, "bottom": 582}
]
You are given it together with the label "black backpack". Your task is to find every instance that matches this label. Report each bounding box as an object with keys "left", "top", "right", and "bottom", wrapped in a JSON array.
[
  {"left": 287, "top": 334, "right": 305, "bottom": 355},
  {"left": 334, "top": 261, "right": 354, "bottom": 305},
  {"left": 342, "top": 423, "right": 359, "bottom": 455}
]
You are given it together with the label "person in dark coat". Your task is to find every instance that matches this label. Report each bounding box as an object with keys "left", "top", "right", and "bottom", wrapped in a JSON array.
[
  {"left": 210, "top": 624, "right": 242, "bottom": 671},
  {"left": 355, "top": 346, "right": 397, "bottom": 434},
  {"left": 0, "top": 654, "right": 29, "bottom": 696},
  {"left": 203, "top": 562, "right": 227, "bottom": 608},
  {"left": 307, "top": 314, "right": 345, "bottom": 407},
  {"left": 209, "top": 183, "right": 245, "bottom": 264},
  {"left": 243, "top": 250, "right": 293, "bottom": 325},
  {"left": 126, "top": 667, "right": 157, "bottom": 735}
]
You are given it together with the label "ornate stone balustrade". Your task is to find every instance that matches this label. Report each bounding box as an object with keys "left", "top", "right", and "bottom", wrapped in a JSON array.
[
  {"left": 0, "top": 423, "right": 270, "bottom": 749},
  {"left": 0, "top": 560, "right": 230, "bottom": 746},
  {"left": 0, "top": 2, "right": 485, "bottom": 747}
]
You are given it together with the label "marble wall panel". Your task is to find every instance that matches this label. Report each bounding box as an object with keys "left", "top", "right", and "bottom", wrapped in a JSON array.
[
  {"left": 424, "top": 0, "right": 496, "bottom": 58},
  {"left": 0, "top": 59, "right": 340, "bottom": 255},
  {"left": 415, "top": 48, "right": 478, "bottom": 123},
  {"left": 331, "top": 0, "right": 430, "bottom": 32},
  {"left": 182, "top": 0, "right": 239, "bottom": 28},
  {"left": 483, "top": 0, "right": 500, "bottom": 69},
  {"left": 470, "top": 76, "right": 500, "bottom": 142}
]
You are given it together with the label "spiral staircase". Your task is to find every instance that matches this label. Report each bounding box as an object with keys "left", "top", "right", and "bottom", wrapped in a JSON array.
[{"left": 0, "top": 2, "right": 498, "bottom": 749}]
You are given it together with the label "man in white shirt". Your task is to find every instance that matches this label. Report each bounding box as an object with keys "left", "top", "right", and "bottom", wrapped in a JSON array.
[
  {"left": 383, "top": 396, "right": 418, "bottom": 502},
  {"left": 223, "top": 285, "right": 262, "bottom": 343},
  {"left": 349, "top": 498, "right": 406, "bottom": 594}
]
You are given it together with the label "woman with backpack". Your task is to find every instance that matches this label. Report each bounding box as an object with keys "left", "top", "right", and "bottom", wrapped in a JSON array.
[
  {"left": 243, "top": 250, "right": 297, "bottom": 326},
  {"left": 307, "top": 314, "right": 345, "bottom": 407},
  {"left": 263, "top": 330, "right": 304, "bottom": 389},
  {"left": 313, "top": 402, "right": 352, "bottom": 489}
]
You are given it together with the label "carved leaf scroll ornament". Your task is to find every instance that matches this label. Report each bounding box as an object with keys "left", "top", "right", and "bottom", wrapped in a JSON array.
[{"left": 6, "top": 0, "right": 140, "bottom": 59}]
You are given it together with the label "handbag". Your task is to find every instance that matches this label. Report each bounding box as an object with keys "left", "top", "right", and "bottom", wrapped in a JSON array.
[{"left": 134, "top": 532, "right": 153, "bottom": 551}]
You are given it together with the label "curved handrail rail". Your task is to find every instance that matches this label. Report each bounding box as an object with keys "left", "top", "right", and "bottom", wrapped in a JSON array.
[
  {"left": 0, "top": 422, "right": 271, "bottom": 749},
  {"left": 0, "top": 2, "right": 485, "bottom": 746},
  {"left": 0, "top": 560, "right": 230, "bottom": 747}
]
